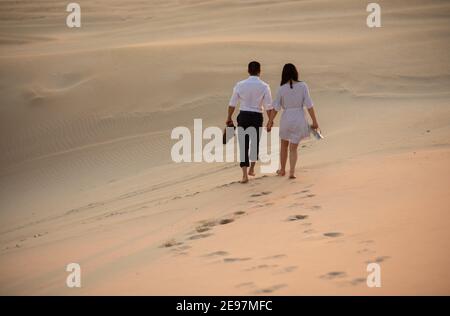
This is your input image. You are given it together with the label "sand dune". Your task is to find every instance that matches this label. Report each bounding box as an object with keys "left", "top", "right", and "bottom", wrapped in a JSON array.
[{"left": 0, "top": 0, "right": 449, "bottom": 295}]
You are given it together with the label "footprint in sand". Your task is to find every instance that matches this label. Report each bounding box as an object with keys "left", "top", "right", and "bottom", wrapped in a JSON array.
[
  {"left": 320, "top": 271, "right": 347, "bottom": 280},
  {"left": 262, "top": 254, "right": 286, "bottom": 260},
  {"left": 195, "top": 220, "right": 217, "bottom": 233},
  {"left": 191, "top": 214, "right": 240, "bottom": 240},
  {"left": 234, "top": 211, "right": 246, "bottom": 216},
  {"left": 205, "top": 251, "right": 229, "bottom": 257},
  {"left": 217, "top": 181, "right": 238, "bottom": 188},
  {"left": 366, "top": 256, "right": 390, "bottom": 264},
  {"left": 196, "top": 226, "right": 211, "bottom": 233},
  {"left": 188, "top": 233, "right": 213, "bottom": 240},
  {"left": 273, "top": 266, "right": 298, "bottom": 274},
  {"left": 171, "top": 245, "right": 191, "bottom": 256},
  {"left": 224, "top": 257, "right": 252, "bottom": 263},
  {"left": 252, "top": 202, "right": 274, "bottom": 208},
  {"left": 174, "top": 245, "right": 191, "bottom": 251},
  {"left": 287, "top": 215, "right": 308, "bottom": 221},
  {"left": 160, "top": 239, "right": 183, "bottom": 248},
  {"left": 296, "top": 193, "right": 315, "bottom": 199},
  {"left": 245, "top": 264, "right": 278, "bottom": 271},
  {"left": 357, "top": 248, "right": 374, "bottom": 254},
  {"left": 219, "top": 218, "right": 234, "bottom": 225},
  {"left": 33, "top": 232, "right": 48, "bottom": 239},
  {"left": 323, "top": 232, "right": 343, "bottom": 238},
  {"left": 250, "top": 191, "right": 271, "bottom": 197},
  {"left": 254, "top": 284, "right": 287, "bottom": 294},
  {"left": 350, "top": 278, "right": 367, "bottom": 286},
  {"left": 236, "top": 282, "right": 255, "bottom": 289}
]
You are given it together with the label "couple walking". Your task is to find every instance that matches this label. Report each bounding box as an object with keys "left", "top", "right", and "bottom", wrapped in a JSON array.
[{"left": 226, "top": 61, "right": 320, "bottom": 183}]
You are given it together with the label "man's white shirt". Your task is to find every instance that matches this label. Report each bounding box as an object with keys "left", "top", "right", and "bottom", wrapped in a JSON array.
[{"left": 229, "top": 76, "right": 273, "bottom": 113}]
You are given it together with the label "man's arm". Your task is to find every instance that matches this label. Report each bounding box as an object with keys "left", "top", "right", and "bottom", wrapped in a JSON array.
[
  {"left": 263, "top": 85, "right": 274, "bottom": 129},
  {"left": 227, "top": 84, "right": 239, "bottom": 125},
  {"left": 266, "top": 109, "right": 273, "bottom": 125},
  {"left": 226, "top": 106, "right": 235, "bottom": 125}
]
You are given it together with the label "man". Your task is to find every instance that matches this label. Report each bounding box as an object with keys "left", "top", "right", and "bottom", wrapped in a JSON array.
[{"left": 226, "top": 61, "right": 273, "bottom": 183}]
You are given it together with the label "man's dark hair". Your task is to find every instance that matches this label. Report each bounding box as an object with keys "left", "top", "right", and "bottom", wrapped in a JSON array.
[{"left": 248, "top": 61, "right": 261, "bottom": 76}]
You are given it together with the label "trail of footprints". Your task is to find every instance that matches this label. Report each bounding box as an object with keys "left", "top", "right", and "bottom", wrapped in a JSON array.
[
  {"left": 161, "top": 187, "right": 390, "bottom": 292},
  {"left": 288, "top": 188, "right": 391, "bottom": 287},
  {"left": 3, "top": 231, "right": 49, "bottom": 251},
  {"left": 160, "top": 210, "right": 246, "bottom": 256}
]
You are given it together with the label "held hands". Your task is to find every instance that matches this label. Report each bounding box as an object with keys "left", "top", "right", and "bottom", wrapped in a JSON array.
[
  {"left": 266, "top": 120, "right": 274, "bottom": 132},
  {"left": 226, "top": 118, "right": 233, "bottom": 126}
]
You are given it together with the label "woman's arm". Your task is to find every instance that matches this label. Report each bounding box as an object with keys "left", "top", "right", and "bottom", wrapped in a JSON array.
[{"left": 307, "top": 107, "right": 319, "bottom": 130}]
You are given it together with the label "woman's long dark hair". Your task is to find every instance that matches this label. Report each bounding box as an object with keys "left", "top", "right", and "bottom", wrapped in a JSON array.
[{"left": 280, "top": 63, "right": 299, "bottom": 89}]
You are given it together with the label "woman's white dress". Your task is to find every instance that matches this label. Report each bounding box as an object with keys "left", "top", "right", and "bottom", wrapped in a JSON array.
[{"left": 273, "top": 81, "right": 314, "bottom": 144}]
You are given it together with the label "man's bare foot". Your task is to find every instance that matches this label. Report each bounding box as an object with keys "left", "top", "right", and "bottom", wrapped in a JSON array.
[
  {"left": 240, "top": 177, "right": 249, "bottom": 184},
  {"left": 276, "top": 169, "right": 286, "bottom": 176},
  {"left": 289, "top": 174, "right": 296, "bottom": 179},
  {"left": 248, "top": 163, "right": 256, "bottom": 176}
]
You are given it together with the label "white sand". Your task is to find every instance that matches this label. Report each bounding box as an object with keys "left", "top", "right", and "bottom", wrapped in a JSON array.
[{"left": 0, "top": 0, "right": 449, "bottom": 295}]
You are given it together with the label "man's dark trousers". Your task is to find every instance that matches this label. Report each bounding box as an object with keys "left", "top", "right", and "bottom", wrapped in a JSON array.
[{"left": 237, "top": 110, "right": 263, "bottom": 168}]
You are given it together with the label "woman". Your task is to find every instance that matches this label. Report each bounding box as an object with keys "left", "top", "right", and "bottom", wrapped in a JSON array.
[{"left": 267, "top": 63, "right": 320, "bottom": 179}]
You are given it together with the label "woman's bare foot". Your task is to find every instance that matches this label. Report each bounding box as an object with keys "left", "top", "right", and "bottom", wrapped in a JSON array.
[
  {"left": 276, "top": 169, "right": 286, "bottom": 176},
  {"left": 289, "top": 174, "right": 296, "bottom": 179}
]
